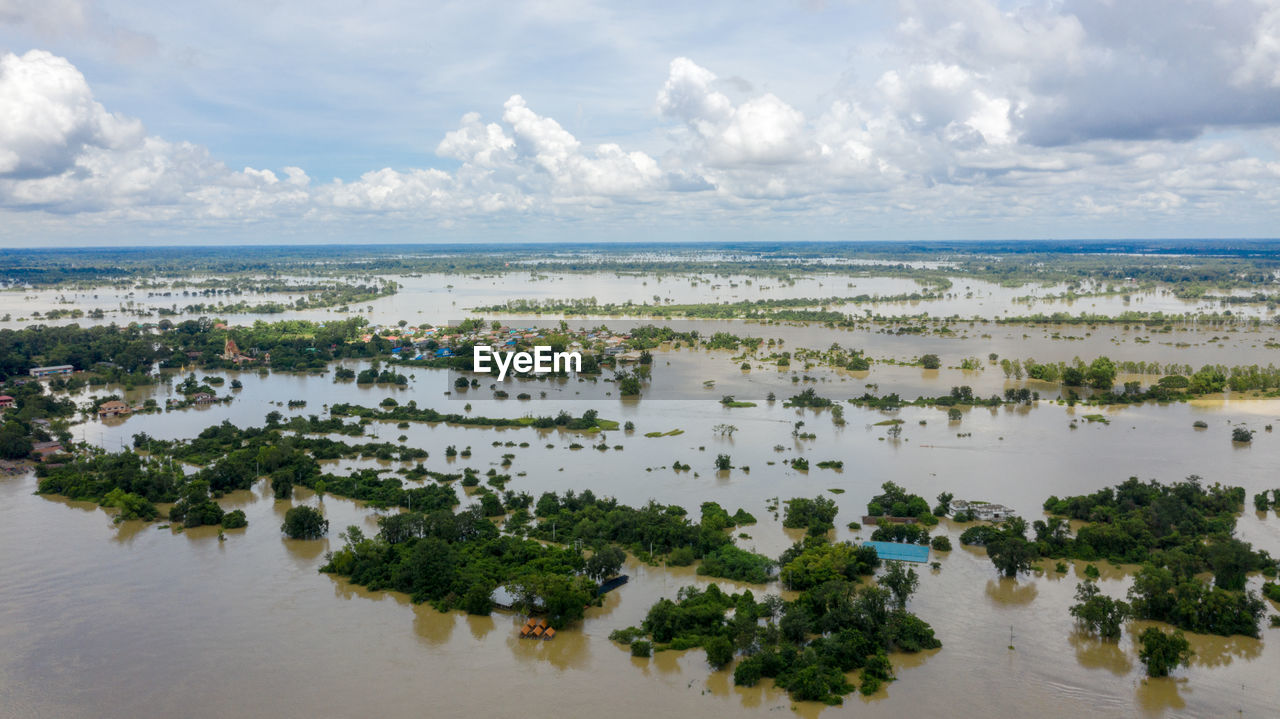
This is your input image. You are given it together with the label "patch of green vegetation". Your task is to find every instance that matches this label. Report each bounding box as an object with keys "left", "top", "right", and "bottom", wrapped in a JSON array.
[
  {"left": 783, "top": 496, "right": 839, "bottom": 535},
  {"left": 696, "top": 545, "right": 776, "bottom": 584},
  {"left": 616, "top": 555, "right": 937, "bottom": 705},
  {"left": 784, "top": 388, "right": 833, "bottom": 408},
  {"left": 331, "top": 403, "right": 614, "bottom": 432},
  {"left": 644, "top": 429, "right": 684, "bottom": 437}
]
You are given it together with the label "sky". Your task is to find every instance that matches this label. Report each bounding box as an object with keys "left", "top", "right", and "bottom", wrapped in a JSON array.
[{"left": 1, "top": 0, "right": 1279, "bottom": 247}]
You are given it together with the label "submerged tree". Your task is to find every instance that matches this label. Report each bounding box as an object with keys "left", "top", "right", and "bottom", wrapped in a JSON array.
[
  {"left": 585, "top": 546, "right": 626, "bottom": 583},
  {"left": 1069, "top": 581, "right": 1130, "bottom": 640},
  {"left": 986, "top": 536, "right": 1035, "bottom": 578},
  {"left": 1138, "top": 627, "right": 1192, "bottom": 678},
  {"left": 615, "top": 370, "right": 641, "bottom": 396},
  {"left": 880, "top": 561, "right": 919, "bottom": 610},
  {"left": 281, "top": 505, "right": 329, "bottom": 539}
]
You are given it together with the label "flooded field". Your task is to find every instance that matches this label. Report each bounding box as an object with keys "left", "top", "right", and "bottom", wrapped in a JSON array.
[
  {"left": 2, "top": 267, "right": 1280, "bottom": 719},
  {"left": 3, "top": 269, "right": 1276, "bottom": 332}
]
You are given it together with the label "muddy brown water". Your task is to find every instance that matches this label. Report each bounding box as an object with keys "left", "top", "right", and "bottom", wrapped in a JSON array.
[{"left": 4, "top": 304, "right": 1280, "bottom": 717}]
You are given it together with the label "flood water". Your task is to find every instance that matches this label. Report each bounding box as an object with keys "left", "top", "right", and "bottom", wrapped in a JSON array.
[
  {"left": 3, "top": 274, "right": 1280, "bottom": 718},
  {"left": 3, "top": 269, "right": 1276, "bottom": 332}
]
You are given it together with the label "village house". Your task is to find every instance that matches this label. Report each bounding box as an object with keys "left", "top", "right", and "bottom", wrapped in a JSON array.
[
  {"left": 0, "top": 395, "right": 14, "bottom": 409},
  {"left": 951, "top": 500, "right": 1017, "bottom": 522},
  {"left": 31, "top": 441, "right": 64, "bottom": 462},
  {"left": 98, "top": 400, "right": 131, "bottom": 418},
  {"left": 28, "top": 365, "right": 74, "bottom": 379},
  {"left": 192, "top": 393, "right": 216, "bottom": 404}
]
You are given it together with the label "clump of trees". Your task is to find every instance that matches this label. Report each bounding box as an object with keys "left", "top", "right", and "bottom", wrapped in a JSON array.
[
  {"left": 698, "top": 545, "right": 776, "bottom": 584},
  {"left": 584, "top": 546, "right": 626, "bottom": 583},
  {"left": 322, "top": 508, "right": 595, "bottom": 627},
  {"left": 1038, "top": 477, "right": 1274, "bottom": 590},
  {"left": 221, "top": 509, "right": 248, "bottom": 529},
  {"left": 38, "top": 450, "right": 183, "bottom": 507},
  {"left": 331, "top": 402, "right": 617, "bottom": 432},
  {"left": 169, "top": 480, "right": 227, "bottom": 528},
  {"left": 613, "top": 556, "right": 938, "bottom": 704},
  {"left": 1069, "top": 581, "right": 1130, "bottom": 639},
  {"left": 282, "top": 506, "right": 329, "bottom": 539},
  {"left": 0, "top": 420, "right": 36, "bottom": 459},
  {"left": 782, "top": 497, "right": 839, "bottom": 535},
  {"left": 521, "top": 491, "right": 773, "bottom": 584},
  {"left": 872, "top": 523, "right": 931, "bottom": 545},
  {"left": 325, "top": 490, "right": 771, "bottom": 625},
  {"left": 615, "top": 370, "right": 642, "bottom": 396},
  {"left": 957, "top": 517, "right": 1036, "bottom": 578},
  {"left": 1127, "top": 564, "right": 1266, "bottom": 637},
  {"left": 101, "top": 487, "right": 159, "bottom": 521},
  {"left": 865, "top": 482, "right": 931, "bottom": 520},
  {"left": 1138, "top": 627, "right": 1193, "bottom": 678},
  {"left": 1254, "top": 490, "right": 1280, "bottom": 511},
  {"left": 957, "top": 476, "right": 1277, "bottom": 637},
  {"left": 784, "top": 388, "right": 833, "bottom": 408},
  {"left": 779, "top": 537, "right": 881, "bottom": 591}
]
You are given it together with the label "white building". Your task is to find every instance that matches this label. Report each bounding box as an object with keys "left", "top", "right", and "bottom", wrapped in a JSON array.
[{"left": 951, "top": 500, "right": 1017, "bottom": 522}]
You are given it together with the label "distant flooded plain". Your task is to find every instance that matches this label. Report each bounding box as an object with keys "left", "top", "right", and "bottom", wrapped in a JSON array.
[
  {"left": 2, "top": 281, "right": 1280, "bottom": 718},
  {"left": 3, "top": 270, "right": 1276, "bottom": 331}
]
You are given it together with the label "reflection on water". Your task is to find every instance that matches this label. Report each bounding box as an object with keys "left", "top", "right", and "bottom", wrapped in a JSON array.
[
  {"left": 465, "top": 614, "right": 496, "bottom": 641},
  {"left": 1135, "top": 677, "right": 1188, "bottom": 716},
  {"left": 1180, "top": 630, "right": 1263, "bottom": 669},
  {"left": 1068, "top": 631, "right": 1133, "bottom": 676},
  {"left": 985, "top": 578, "right": 1039, "bottom": 606},
  {"left": 110, "top": 518, "right": 151, "bottom": 545},
  {"left": 413, "top": 603, "right": 456, "bottom": 646},
  {"left": 282, "top": 535, "right": 328, "bottom": 562}
]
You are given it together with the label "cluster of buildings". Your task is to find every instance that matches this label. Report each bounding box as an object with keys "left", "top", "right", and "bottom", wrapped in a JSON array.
[
  {"left": 518, "top": 618, "right": 557, "bottom": 641},
  {"left": 365, "top": 324, "right": 638, "bottom": 362}
]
